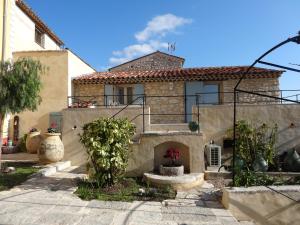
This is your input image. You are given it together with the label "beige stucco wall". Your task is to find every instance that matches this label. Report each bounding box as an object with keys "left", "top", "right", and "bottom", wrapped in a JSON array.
[
  {"left": 12, "top": 51, "right": 69, "bottom": 136},
  {"left": 10, "top": 50, "right": 95, "bottom": 139},
  {"left": 193, "top": 104, "right": 300, "bottom": 153},
  {"left": 127, "top": 133, "right": 204, "bottom": 177},
  {"left": 61, "top": 106, "right": 150, "bottom": 166},
  {"left": 61, "top": 107, "right": 205, "bottom": 176},
  {"left": 222, "top": 186, "right": 300, "bottom": 225}
]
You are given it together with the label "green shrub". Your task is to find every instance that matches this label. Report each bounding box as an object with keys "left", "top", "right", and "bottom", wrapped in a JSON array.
[
  {"left": 234, "top": 170, "right": 277, "bottom": 187},
  {"left": 79, "top": 117, "right": 135, "bottom": 187},
  {"left": 235, "top": 120, "right": 277, "bottom": 169}
]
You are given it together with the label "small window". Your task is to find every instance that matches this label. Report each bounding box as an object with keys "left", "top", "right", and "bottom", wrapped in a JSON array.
[
  {"left": 35, "top": 27, "right": 45, "bottom": 47},
  {"left": 127, "top": 87, "right": 133, "bottom": 104},
  {"left": 115, "top": 86, "right": 134, "bottom": 105},
  {"left": 118, "top": 87, "right": 125, "bottom": 104}
]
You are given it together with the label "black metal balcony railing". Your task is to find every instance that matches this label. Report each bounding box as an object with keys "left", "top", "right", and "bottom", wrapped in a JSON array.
[
  {"left": 67, "top": 89, "right": 300, "bottom": 108},
  {"left": 67, "top": 89, "right": 300, "bottom": 133}
]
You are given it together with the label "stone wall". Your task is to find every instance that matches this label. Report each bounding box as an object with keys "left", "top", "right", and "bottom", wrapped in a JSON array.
[
  {"left": 127, "top": 133, "right": 205, "bottom": 177},
  {"left": 109, "top": 52, "right": 184, "bottom": 71},
  {"left": 222, "top": 78, "right": 280, "bottom": 104},
  {"left": 144, "top": 81, "right": 185, "bottom": 124},
  {"left": 61, "top": 106, "right": 151, "bottom": 166},
  {"left": 193, "top": 104, "right": 300, "bottom": 153},
  {"left": 222, "top": 186, "right": 300, "bottom": 225},
  {"left": 72, "top": 83, "right": 104, "bottom": 106}
]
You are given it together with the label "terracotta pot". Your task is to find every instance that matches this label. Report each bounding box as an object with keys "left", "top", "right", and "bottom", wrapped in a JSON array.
[
  {"left": 160, "top": 165, "right": 184, "bottom": 176},
  {"left": 38, "top": 133, "right": 64, "bottom": 164},
  {"left": 26, "top": 131, "right": 42, "bottom": 154}
]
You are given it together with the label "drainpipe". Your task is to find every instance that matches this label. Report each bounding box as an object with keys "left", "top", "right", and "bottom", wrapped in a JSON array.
[{"left": 1, "top": 0, "right": 7, "bottom": 61}]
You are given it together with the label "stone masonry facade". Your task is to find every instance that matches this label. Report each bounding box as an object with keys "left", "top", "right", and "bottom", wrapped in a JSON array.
[
  {"left": 222, "top": 78, "right": 280, "bottom": 104},
  {"left": 144, "top": 81, "right": 185, "bottom": 124},
  {"left": 109, "top": 51, "right": 184, "bottom": 71},
  {"left": 73, "top": 77, "right": 280, "bottom": 123},
  {"left": 73, "top": 83, "right": 104, "bottom": 106}
]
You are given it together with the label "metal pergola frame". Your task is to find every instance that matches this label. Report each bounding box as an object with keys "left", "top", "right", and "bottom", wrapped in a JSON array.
[{"left": 232, "top": 32, "right": 300, "bottom": 184}]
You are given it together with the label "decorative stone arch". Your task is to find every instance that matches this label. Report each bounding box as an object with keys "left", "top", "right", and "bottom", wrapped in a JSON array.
[{"left": 154, "top": 141, "right": 190, "bottom": 173}]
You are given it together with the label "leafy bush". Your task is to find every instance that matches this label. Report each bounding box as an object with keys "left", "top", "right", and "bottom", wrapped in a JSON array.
[
  {"left": 235, "top": 120, "right": 278, "bottom": 169},
  {"left": 234, "top": 170, "right": 277, "bottom": 187},
  {"left": 79, "top": 117, "right": 135, "bottom": 187}
]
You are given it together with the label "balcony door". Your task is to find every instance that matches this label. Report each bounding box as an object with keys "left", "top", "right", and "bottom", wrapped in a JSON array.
[
  {"left": 116, "top": 86, "right": 133, "bottom": 105},
  {"left": 185, "top": 82, "right": 220, "bottom": 122}
]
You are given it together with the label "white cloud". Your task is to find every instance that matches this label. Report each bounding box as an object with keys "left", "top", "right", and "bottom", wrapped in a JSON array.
[
  {"left": 109, "top": 41, "right": 168, "bottom": 66},
  {"left": 106, "top": 14, "right": 192, "bottom": 68},
  {"left": 135, "top": 14, "right": 192, "bottom": 42}
]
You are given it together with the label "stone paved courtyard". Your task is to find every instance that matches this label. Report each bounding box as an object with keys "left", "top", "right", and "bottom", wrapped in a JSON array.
[{"left": 0, "top": 167, "right": 255, "bottom": 225}]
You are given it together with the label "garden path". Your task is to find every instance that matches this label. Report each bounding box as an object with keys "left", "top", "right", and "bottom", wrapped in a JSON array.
[{"left": 0, "top": 167, "right": 255, "bottom": 225}]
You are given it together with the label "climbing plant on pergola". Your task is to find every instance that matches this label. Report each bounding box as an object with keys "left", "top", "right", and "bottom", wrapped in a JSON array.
[{"left": 232, "top": 32, "right": 300, "bottom": 183}]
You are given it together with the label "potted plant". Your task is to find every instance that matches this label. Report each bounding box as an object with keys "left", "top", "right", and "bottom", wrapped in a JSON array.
[
  {"left": 38, "top": 127, "right": 64, "bottom": 164},
  {"left": 160, "top": 148, "right": 184, "bottom": 176},
  {"left": 26, "top": 128, "right": 42, "bottom": 154},
  {"left": 188, "top": 121, "right": 199, "bottom": 132}
]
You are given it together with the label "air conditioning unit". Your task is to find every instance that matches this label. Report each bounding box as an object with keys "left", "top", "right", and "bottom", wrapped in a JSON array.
[{"left": 205, "top": 144, "right": 221, "bottom": 167}]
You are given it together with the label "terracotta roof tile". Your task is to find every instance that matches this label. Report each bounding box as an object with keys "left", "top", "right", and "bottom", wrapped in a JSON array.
[{"left": 73, "top": 66, "right": 283, "bottom": 85}]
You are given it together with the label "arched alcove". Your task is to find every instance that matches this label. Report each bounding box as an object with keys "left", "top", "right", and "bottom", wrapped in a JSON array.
[{"left": 154, "top": 141, "right": 190, "bottom": 173}]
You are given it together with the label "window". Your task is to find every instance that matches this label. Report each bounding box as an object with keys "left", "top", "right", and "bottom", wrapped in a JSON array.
[
  {"left": 115, "top": 86, "right": 134, "bottom": 105},
  {"left": 127, "top": 87, "right": 133, "bottom": 104},
  {"left": 35, "top": 27, "right": 45, "bottom": 47},
  {"left": 202, "top": 83, "right": 220, "bottom": 104},
  {"left": 117, "top": 87, "right": 125, "bottom": 104}
]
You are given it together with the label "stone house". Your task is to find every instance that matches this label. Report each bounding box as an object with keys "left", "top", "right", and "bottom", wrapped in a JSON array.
[
  {"left": 63, "top": 51, "right": 293, "bottom": 176},
  {"left": 72, "top": 51, "right": 282, "bottom": 124}
]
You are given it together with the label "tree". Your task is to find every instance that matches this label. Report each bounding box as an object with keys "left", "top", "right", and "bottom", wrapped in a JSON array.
[{"left": 0, "top": 58, "right": 45, "bottom": 170}]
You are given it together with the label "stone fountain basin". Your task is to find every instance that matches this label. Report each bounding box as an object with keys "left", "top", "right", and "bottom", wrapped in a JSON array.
[
  {"left": 143, "top": 173, "right": 204, "bottom": 191},
  {"left": 160, "top": 165, "right": 184, "bottom": 176}
]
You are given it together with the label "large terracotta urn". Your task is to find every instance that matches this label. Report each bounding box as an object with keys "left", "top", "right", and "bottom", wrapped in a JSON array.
[
  {"left": 26, "top": 131, "right": 42, "bottom": 154},
  {"left": 38, "top": 133, "right": 64, "bottom": 163}
]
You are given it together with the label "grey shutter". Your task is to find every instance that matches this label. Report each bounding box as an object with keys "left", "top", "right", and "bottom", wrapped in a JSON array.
[
  {"left": 104, "top": 85, "right": 113, "bottom": 106},
  {"left": 133, "top": 84, "right": 144, "bottom": 105}
]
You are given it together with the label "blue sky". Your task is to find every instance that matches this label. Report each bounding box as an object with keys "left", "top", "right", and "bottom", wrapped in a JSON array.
[{"left": 26, "top": 0, "right": 300, "bottom": 92}]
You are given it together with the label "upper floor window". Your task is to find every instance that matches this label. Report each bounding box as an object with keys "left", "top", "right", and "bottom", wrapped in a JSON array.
[
  {"left": 116, "top": 86, "right": 134, "bottom": 105},
  {"left": 35, "top": 27, "right": 45, "bottom": 48}
]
